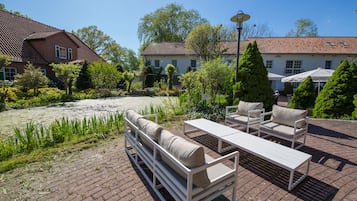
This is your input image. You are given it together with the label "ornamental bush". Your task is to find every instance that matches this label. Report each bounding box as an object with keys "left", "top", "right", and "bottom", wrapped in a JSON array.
[
  {"left": 233, "top": 41, "right": 274, "bottom": 110},
  {"left": 289, "top": 76, "right": 315, "bottom": 110},
  {"left": 313, "top": 60, "right": 357, "bottom": 118},
  {"left": 352, "top": 94, "right": 357, "bottom": 120}
]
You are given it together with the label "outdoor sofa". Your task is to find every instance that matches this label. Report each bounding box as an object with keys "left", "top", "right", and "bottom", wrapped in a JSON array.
[
  {"left": 259, "top": 105, "right": 308, "bottom": 149},
  {"left": 124, "top": 110, "right": 239, "bottom": 201},
  {"left": 225, "top": 100, "right": 265, "bottom": 134}
]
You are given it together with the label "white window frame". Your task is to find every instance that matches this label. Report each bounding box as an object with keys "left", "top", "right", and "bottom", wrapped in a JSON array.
[
  {"left": 325, "top": 60, "right": 332, "bottom": 69},
  {"left": 55, "top": 45, "right": 67, "bottom": 59},
  {"left": 67, "top": 48, "right": 73, "bottom": 60},
  {"left": 4, "top": 67, "right": 17, "bottom": 81},
  {"left": 266, "top": 60, "right": 273, "bottom": 68}
]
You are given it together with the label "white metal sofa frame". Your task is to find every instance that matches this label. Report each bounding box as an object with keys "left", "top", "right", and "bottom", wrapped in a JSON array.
[
  {"left": 124, "top": 111, "right": 239, "bottom": 201},
  {"left": 225, "top": 101, "right": 265, "bottom": 134},
  {"left": 259, "top": 105, "right": 309, "bottom": 149}
]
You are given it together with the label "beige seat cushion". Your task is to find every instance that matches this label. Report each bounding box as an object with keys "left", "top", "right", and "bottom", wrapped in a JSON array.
[
  {"left": 126, "top": 110, "right": 143, "bottom": 126},
  {"left": 158, "top": 130, "right": 210, "bottom": 188},
  {"left": 260, "top": 122, "right": 305, "bottom": 139},
  {"left": 237, "top": 101, "right": 263, "bottom": 117},
  {"left": 271, "top": 105, "right": 307, "bottom": 128},
  {"left": 137, "top": 118, "right": 163, "bottom": 150}
]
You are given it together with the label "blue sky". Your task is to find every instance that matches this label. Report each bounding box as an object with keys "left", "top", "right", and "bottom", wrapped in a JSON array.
[{"left": 2, "top": 0, "right": 357, "bottom": 54}]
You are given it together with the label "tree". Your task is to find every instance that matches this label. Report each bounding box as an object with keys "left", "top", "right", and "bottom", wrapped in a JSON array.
[
  {"left": 221, "top": 23, "right": 273, "bottom": 41},
  {"left": 123, "top": 71, "right": 136, "bottom": 92},
  {"left": 352, "top": 94, "right": 357, "bottom": 120},
  {"left": 313, "top": 60, "right": 357, "bottom": 118},
  {"left": 74, "top": 26, "right": 139, "bottom": 69},
  {"left": 88, "top": 61, "right": 121, "bottom": 89},
  {"left": 200, "top": 58, "right": 233, "bottom": 104},
  {"left": 73, "top": 25, "right": 113, "bottom": 56},
  {"left": 14, "top": 63, "right": 48, "bottom": 96},
  {"left": 165, "top": 64, "right": 177, "bottom": 90},
  {"left": 138, "top": 3, "right": 207, "bottom": 45},
  {"left": 287, "top": 19, "right": 318, "bottom": 37},
  {"left": 76, "top": 61, "right": 91, "bottom": 90},
  {"left": 233, "top": 41, "right": 274, "bottom": 109},
  {"left": 50, "top": 63, "right": 81, "bottom": 95},
  {"left": 0, "top": 53, "right": 12, "bottom": 111},
  {"left": 186, "top": 24, "right": 227, "bottom": 61},
  {"left": 289, "top": 76, "right": 316, "bottom": 109}
]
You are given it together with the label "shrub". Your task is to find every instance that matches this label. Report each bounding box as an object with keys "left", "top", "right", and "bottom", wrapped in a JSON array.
[
  {"left": 352, "top": 94, "right": 357, "bottom": 120},
  {"left": 313, "top": 60, "right": 357, "bottom": 118},
  {"left": 289, "top": 76, "right": 316, "bottom": 110}
]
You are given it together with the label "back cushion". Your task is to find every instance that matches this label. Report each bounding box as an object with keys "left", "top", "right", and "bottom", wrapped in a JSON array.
[
  {"left": 138, "top": 118, "right": 163, "bottom": 149},
  {"left": 237, "top": 101, "right": 263, "bottom": 116},
  {"left": 271, "top": 105, "right": 307, "bottom": 128},
  {"left": 126, "top": 110, "right": 143, "bottom": 127},
  {"left": 158, "top": 130, "right": 210, "bottom": 188}
]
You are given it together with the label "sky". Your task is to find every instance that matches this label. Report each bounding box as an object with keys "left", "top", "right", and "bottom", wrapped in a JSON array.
[{"left": 2, "top": 0, "right": 357, "bottom": 54}]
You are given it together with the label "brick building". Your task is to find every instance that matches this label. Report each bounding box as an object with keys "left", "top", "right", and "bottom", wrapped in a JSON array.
[{"left": 0, "top": 10, "right": 102, "bottom": 82}]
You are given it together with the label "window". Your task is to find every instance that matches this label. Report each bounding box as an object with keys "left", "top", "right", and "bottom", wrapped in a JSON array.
[
  {"left": 4, "top": 67, "right": 16, "bottom": 81},
  {"left": 55, "top": 45, "right": 60, "bottom": 58},
  {"left": 68, "top": 48, "right": 73, "bottom": 60},
  {"left": 325, "top": 60, "right": 332, "bottom": 69},
  {"left": 285, "top": 60, "right": 302, "bottom": 74},
  {"left": 55, "top": 45, "right": 67, "bottom": 59},
  {"left": 41, "top": 69, "right": 47, "bottom": 76},
  {"left": 154, "top": 60, "right": 160, "bottom": 67},
  {"left": 190, "top": 60, "right": 196, "bottom": 68},
  {"left": 171, "top": 60, "right": 177, "bottom": 67},
  {"left": 266, "top": 60, "right": 273, "bottom": 68}
]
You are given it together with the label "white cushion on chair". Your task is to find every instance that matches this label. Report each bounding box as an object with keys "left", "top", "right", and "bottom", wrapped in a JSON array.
[
  {"left": 271, "top": 105, "right": 307, "bottom": 128},
  {"left": 237, "top": 101, "right": 263, "bottom": 116}
]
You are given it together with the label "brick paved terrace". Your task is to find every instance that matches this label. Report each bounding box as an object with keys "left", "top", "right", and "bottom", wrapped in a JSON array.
[{"left": 0, "top": 118, "right": 356, "bottom": 201}]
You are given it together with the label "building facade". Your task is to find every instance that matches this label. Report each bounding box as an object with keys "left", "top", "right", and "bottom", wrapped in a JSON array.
[
  {"left": 141, "top": 37, "right": 357, "bottom": 90},
  {"left": 0, "top": 10, "right": 102, "bottom": 82}
]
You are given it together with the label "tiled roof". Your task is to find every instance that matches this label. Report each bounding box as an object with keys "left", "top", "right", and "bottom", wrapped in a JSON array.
[
  {"left": 142, "top": 37, "right": 357, "bottom": 56},
  {"left": 0, "top": 10, "right": 101, "bottom": 63}
]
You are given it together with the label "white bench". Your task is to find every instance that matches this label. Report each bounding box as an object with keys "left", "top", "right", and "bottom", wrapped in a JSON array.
[
  {"left": 124, "top": 110, "right": 239, "bottom": 201},
  {"left": 184, "top": 118, "right": 311, "bottom": 191}
]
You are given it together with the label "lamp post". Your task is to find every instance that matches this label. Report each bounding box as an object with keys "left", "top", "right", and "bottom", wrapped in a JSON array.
[{"left": 230, "top": 11, "right": 250, "bottom": 83}]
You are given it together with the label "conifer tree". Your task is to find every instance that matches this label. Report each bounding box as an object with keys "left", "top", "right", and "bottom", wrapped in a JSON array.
[
  {"left": 289, "top": 76, "right": 315, "bottom": 109},
  {"left": 313, "top": 60, "right": 356, "bottom": 118},
  {"left": 233, "top": 41, "right": 274, "bottom": 109},
  {"left": 76, "top": 61, "right": 91, "bottom": 90}
]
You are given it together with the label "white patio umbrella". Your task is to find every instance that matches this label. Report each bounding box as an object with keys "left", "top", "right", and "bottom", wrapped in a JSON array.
[
  {"left": 268, "top": 72, "right": 285, "bottom": 80},
  {"left": 281, "top": 67, "right": 335, "bottom": 92}
]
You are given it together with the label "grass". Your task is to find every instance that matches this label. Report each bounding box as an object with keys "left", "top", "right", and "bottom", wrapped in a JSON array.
[
  {"left": 0, "top": 112, "right": 124, "bottom": 169},
  {"left": 0, "top": 134, "right": 117, "bottom": 173}
]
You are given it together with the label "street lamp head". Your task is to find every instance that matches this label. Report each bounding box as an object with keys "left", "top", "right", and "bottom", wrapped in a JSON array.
[{"left": 230, "top": 10, "right": 250, "bottom": 28}]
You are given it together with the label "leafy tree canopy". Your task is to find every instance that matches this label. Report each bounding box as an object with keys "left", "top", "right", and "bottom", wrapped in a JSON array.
[
  {"left": 186, "top": 24, "right": 227, "bottom": 61},
  {"left": 50, "top": 63, "right": 81, "bottom": 95},
  {"left": 73, "top": 26, "right": 139, "bottom": 69},
  {"left": 88, "top": 61, "right": 122, "bottom": 89},
  {"left": 138, "top": 3, "right": 208, "bottom": 45},
  {"left": 14, "top": 63, "right": 48, "bottom": 96},
  {"left": 287, "top": 18, "right": 318, "bottom": 37}
]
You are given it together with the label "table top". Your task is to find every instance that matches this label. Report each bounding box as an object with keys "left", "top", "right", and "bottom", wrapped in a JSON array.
[{"left": 184, "top": 118, "right": 312, "bottom": 170}]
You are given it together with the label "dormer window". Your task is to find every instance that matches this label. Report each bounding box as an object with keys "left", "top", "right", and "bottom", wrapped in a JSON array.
[{"left": 55, "top": 45, "right": 67, "bottom": 59}]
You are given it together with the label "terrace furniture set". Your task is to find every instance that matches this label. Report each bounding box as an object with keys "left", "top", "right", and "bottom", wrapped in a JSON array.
[{"left": 124, "top": 101, "right": 311, "bottom": 200}]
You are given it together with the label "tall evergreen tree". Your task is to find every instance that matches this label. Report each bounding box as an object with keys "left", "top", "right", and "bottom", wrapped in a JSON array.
[
  {"left": 313, "top": 60, "right": 356, "bottom": 118},
  {"left": 289, "top": 76, "right": 315, "bottom": 109},
  {"left": 76, "top": 61, "right": 91, "bottom": 90},
  {"left": 233, "top": 41, "right": 274, "bottom": 109}
]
